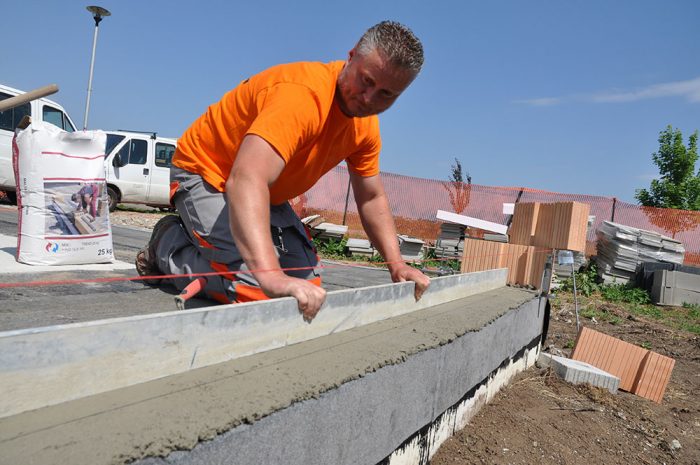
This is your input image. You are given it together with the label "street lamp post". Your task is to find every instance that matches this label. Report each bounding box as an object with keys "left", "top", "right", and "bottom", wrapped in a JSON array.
[{"left": 83, "top": 5, "right": 111, "bottom": 130}]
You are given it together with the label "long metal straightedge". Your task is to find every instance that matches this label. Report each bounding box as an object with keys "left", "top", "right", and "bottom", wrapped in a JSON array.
[{"left": 0, "top": 269, "right": 507, "bottom": 418}]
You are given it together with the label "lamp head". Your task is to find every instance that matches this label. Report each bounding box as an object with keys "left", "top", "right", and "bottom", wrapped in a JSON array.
[
  {"left": 86, "top": 5, "right": 111, "bottom": 21},
  {"left": 86, "top": 5, "right": 112, "bottom": 17}
]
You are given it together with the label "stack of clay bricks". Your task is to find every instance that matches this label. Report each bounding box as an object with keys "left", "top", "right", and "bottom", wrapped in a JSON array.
[
  {"left": 572, "top": 327, "right": 675, "bottom": 403},
  {"left": 461, "top": 201, "right": 590, "bottom": 289}
]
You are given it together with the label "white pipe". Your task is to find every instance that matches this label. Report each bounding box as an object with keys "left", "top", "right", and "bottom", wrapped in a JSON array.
[{"left": 83, "top": 22, "right": 100, "bottom": 130}]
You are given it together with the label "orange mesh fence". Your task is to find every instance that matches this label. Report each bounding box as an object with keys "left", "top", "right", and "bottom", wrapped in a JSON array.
[
  {"left": 298, "top": 166, "right": 521, "bottom": 240},
  {"left": 293, "top": 165, "right": 700, "bottom": 265}
]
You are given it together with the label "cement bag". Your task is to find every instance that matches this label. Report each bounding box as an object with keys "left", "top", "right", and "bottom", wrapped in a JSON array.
[{"left": 13, "top": 121, "right": 113, "bottom": 265}]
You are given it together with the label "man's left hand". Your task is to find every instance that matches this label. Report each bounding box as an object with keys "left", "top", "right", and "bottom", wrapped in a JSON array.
[{"left": 390, "top": 264, "right": 430, "bottom": 301}]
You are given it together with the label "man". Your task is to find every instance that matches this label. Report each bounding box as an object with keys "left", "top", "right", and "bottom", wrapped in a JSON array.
[
  {"left": 72, "top": 183, "right": 99, "bottom": 218},
  {"left": 137, "top": 21, "right": 430, "bottom": 321}
]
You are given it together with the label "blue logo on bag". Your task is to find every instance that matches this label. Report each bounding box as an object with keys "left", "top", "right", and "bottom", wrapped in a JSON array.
[{"left": 45, "top": 242, "right": 59, "bottom": 253}]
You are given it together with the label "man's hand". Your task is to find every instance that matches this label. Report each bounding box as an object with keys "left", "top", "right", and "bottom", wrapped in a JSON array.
[
  {"left": 259, "top": 274, "right": 327, "bottom": 322},
  {"left": 390, "top": 264, "right": 430, "bottom": 301}
]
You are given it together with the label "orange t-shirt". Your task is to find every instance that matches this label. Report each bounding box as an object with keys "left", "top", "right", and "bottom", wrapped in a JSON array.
[{"left": 173, "top": 60, "right": 381, "bottom": 205}]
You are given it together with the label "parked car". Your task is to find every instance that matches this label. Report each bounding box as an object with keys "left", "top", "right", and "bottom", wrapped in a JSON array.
[
  {"left": 0, "top": 83, "right": 77, "bottom": 204},
  {"left": 104, "top": 130, "right": 176, "bottom": 211}
]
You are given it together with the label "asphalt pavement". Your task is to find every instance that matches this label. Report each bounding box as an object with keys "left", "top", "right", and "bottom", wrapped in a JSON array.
[{"left": 0, "top": 206, "right": 392, "bottom": 331}]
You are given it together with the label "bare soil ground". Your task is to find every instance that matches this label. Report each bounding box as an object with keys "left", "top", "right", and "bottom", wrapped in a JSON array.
[{"left": 430, "top": 293, "right": 700, "bottom": 465}]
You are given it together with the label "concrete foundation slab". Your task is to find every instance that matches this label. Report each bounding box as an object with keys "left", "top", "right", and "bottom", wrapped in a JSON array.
[
  {"left": 0, "top": 270, "right": 508, "bottom": 418},
  {"left": 0, "top": 287, "right": 543, "bottom": 465}
]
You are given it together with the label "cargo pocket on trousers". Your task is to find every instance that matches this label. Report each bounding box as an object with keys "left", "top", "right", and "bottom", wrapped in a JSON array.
[{"left": 270, "top": 204, "right": 318, "bottom": 279}]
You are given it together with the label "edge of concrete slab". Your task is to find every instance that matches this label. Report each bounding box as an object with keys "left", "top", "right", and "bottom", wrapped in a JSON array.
[{"left": 0, "top": 269, "right": 508, "bottom": 418}]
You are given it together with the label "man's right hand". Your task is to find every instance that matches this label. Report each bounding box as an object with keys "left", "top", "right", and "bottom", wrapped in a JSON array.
[{"left": 259, "top": 274, "right": 327, "bottom": 322}]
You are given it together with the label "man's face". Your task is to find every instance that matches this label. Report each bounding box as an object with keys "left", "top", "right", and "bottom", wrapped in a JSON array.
[{"left": 336, "top": 47, "right": 416, "bottom": 118}]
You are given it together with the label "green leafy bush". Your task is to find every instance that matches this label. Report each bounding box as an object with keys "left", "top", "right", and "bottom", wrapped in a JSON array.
[
  {"left": 600, "top": 283, "right": 651, "bottom": 304},
  {"left": 313, "top": 237, "right": 347, "bottom": 258},
  {"left": 560, "top": 263, "right": 600, "bottom": 296},
  {"left": 560, "top": 263, "right": 651, "bottom": 305}
]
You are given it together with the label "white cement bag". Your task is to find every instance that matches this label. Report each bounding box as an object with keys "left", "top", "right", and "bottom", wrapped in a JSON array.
[{"left": 13, "top": 121, "right": 113, "bottom": 265}]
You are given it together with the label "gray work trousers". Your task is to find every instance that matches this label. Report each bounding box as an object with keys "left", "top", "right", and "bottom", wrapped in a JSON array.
[{"left": 155, "top": 166, "right": 320, "bottom": 303}]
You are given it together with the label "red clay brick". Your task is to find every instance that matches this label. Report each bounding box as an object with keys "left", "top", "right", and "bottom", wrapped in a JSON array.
[
  {"left": 632, "top": 352, "right": 675, "bottom": 403},
  {"left": 571, "top": 327, "right": 649, "bottom": 392}
]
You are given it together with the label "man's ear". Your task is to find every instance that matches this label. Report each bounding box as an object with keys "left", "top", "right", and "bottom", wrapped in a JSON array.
[{"left": 347, "top": 47, "right": 357, "bottom": 61}]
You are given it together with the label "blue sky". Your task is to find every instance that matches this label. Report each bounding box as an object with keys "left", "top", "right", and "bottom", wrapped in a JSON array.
[{"left": 3, "top": 0, "right": 699, "bottom": 203}]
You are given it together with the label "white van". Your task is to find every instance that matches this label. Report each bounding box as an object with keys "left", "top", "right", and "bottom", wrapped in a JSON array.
[
  {"left": 0, "top": 83, "right": 77, "bottom": 203},
  {"left": 104, "top": 130, "right": 176, "bottom": 211}
]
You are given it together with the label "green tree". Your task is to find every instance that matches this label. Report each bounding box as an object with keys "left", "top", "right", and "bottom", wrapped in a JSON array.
[
  {"left": 635, "top": 126, "right": 700, "bottom": 210},
  {"left": 442, "top": 157, "right": 472, "bottom": 213}
]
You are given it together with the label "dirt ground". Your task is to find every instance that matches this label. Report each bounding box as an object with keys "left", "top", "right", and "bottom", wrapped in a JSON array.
[{"left": 430, "top": 294, "right": 700, "bottom": 465}]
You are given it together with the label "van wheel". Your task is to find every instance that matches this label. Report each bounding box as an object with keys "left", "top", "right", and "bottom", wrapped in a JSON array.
[{"left": 107, "top": 186, "right": 119, "bottom": 212}]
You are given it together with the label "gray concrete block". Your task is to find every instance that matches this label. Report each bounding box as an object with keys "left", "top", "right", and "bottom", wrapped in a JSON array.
[
  {"left": 652, "top": 270, "right": 700, "bottom": 306},
  {"left": 538, "top": 353, "right": 620, "bottom": 394}
]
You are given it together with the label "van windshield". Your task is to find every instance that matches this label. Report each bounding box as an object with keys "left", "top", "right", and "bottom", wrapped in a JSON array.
[
  {"left": 106, "top": 134, "right": 126, "bottom": 155},
  {"left": 42, "top": 106, "right": 75, "bottom": 132}
]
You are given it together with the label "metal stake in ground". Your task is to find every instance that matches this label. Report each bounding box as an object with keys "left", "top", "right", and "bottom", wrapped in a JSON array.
[{"left": 557, "top": 250, "right": 579, "bottom": 332}]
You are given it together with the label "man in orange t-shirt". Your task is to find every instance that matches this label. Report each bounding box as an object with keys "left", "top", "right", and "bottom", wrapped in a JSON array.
[{"left": 137, "top": 21, "right": 430, "bottom": 321}]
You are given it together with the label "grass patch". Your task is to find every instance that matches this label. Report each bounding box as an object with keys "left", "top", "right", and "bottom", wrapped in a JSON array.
[
  {"left": 313, "top": 238, "right": 387, "bottom": 267},
  {"left": 556, "top": 264, "right": 700, "bottom": 335},
  {"left": 580, "top": 306, "right": 600, "bottom": 320},
  {"left": 588, "top": 299, "right": 700, "bottom": 335},
  {"left": 579, "top": 305, "right": 623, "bottom": 325}
]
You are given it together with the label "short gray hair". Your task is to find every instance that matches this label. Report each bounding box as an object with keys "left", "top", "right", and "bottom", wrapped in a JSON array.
[{"left": 356, "top": 21, "right": 424, "bottom": 73}]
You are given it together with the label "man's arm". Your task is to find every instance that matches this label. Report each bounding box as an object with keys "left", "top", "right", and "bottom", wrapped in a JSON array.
[
  {"left": 350, "top": 172, "right": 430, "bottom": 300},
  {"left": 226, "top": 135, "right": 326, "bottom": 320}
]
